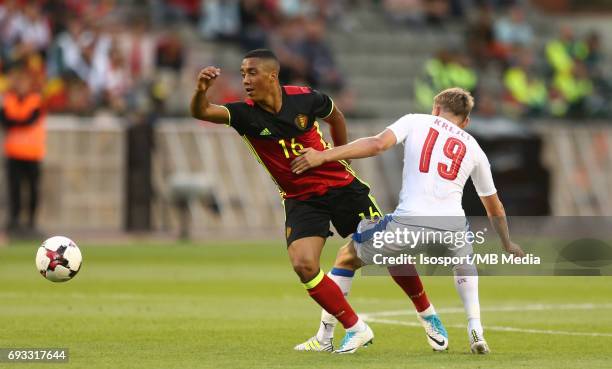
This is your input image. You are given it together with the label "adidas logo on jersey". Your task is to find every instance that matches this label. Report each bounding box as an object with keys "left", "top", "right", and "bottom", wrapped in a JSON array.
[{"left": 260, "top": 128, "right": 272, "bottom": 136}]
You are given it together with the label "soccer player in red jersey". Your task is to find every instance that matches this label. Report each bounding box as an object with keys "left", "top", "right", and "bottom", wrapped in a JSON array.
[{"left": 190, "top": 49, "right": 447, "bottom": 353}]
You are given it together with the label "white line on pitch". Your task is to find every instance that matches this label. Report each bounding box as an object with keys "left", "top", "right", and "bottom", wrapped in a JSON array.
[
  {"left": 364, "top": 317, "right": 612, "bottom": 338},
  {"left": 363, "top": 303, "right": 612, "bottom": 318}
]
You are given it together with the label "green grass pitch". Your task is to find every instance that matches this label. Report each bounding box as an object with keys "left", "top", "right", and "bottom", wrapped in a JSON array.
[{"left": 1, "top": 240, "right": 611, "bottom": 369}]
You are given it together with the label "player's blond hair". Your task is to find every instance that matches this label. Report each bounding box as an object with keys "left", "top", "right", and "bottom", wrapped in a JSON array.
[{"left": 433, "top": 88, "right": 474, "bottom": 119}]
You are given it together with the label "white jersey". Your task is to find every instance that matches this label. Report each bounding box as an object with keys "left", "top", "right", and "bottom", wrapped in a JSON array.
[{"left": 386, "top": 114, "right": 496, "bottom": 217}]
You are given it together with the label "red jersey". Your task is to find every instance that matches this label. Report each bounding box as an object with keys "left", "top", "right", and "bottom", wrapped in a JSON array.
[{"left": 223, "top": 86, "right": 354, "bottom": 200}]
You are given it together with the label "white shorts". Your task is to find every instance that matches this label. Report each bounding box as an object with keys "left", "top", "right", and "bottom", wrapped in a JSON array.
[{"left": 352, "top": 215, "right": 474, "bottom": 266}]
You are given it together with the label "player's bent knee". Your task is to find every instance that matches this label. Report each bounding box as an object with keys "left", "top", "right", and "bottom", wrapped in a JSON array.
[
  {"left": 287, "top": 237, "right": 325, "bottom": 282},
  {"left": 292, "top": 259, "right": 320, "bottom": 282}
]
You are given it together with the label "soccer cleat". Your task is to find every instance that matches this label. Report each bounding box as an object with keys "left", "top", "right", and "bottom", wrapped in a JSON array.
[
  {"left": 417, "top": 314, "right": 449, "bottom": 351},
  {"left": 333, "top": 323, "right": 374, "bottom": 354},
  {"left": 469, "top": 329, "right": 490, "bottom": 354},
  {"left": 293, "top": 336, "right": 333, "bottom": 352}
]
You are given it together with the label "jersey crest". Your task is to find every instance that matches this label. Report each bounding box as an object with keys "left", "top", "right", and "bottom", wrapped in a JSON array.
[{"left": 294, "top": 114, "right": 309, "bottom": 130}]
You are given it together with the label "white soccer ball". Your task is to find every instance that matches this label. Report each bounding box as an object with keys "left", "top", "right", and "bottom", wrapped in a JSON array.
[{"left": 35, "top": 236, "right": 82, "bottom": 282}]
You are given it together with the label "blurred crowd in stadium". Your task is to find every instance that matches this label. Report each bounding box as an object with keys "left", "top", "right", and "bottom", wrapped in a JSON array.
[
  {"left": 0, "top": 0, "right": 187, "bottom": 116},
  {"left": 415, "top": 1, "right": 611, "bottom": 119},
  {"left": 0, "top": 0, "right": 610, "bottom": 120}
]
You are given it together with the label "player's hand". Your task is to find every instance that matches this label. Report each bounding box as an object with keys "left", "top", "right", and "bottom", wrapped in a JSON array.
[
  {"left": 291, "top": 148, "right": 326, "bottom": 174},
  {"left": 197, "top": 66, "right": 221, "bottom": 91},
  {"left": 503, "top": 241, "right": 525, "bottom": 257}
]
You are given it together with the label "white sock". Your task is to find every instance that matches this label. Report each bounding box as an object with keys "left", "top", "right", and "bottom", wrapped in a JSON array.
[
  {"left": 453, "top": 263, "right": 482, "bottom": 333},
  {"left": 417, "top": 304, "right": 436, "bottom": 318},
  {"left": 346, "top": 317, "right": 366, "bottom": 332},
  {"left": 468, "top": 318, "right": 483, "bottom": 334},
  {"left": 316, "top": 268, "right": 355, "bottom": 342}
]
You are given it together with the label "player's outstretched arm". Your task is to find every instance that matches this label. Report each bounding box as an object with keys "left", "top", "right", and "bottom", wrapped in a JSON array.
[
  {"left": 190, "top": 66, "right": 230, "bottom": 125},
  {"left": 290, "top": 128, "right": 397, "bottom": 174},
  {"left": 322, "top": 105, "right": 348, "bottom": 147},
  {"left": 480, "top": 194, "right": 525, "bottom": 257}
]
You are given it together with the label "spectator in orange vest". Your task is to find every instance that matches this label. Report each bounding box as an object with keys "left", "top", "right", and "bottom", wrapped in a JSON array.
[{"left": 1, "top": 63, "right": 46, "bottom": 236}]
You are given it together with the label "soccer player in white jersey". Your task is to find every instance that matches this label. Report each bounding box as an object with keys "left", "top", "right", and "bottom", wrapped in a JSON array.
[{"left": 291, "top": 87, "right": 525, "bottom": 354}]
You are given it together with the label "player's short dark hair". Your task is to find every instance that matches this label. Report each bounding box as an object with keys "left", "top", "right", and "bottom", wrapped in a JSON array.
[
  {"left": 243, "top": 49, "right": 278, "bottom": 62},
  {"left": 434, "top": 88, "right": 475, "bottom": 119}
]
